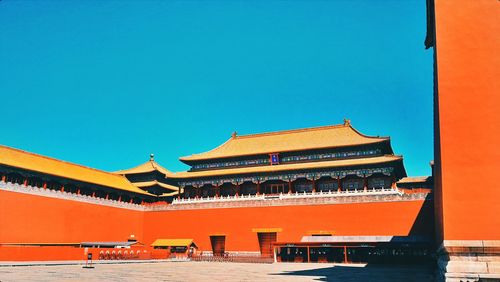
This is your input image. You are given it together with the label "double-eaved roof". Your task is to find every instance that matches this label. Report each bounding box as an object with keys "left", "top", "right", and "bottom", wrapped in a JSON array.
[
  {"left": 171, "top": 155, "right": 402, "bottom": 178},
  {"left": 180, "top": 121, "right": 388, "bottom": 162},
  {"left": 0, "top": 145, "right": 152, "bottom": 196}
]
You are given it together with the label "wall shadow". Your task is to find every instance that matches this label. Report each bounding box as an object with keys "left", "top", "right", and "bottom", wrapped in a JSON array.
[{"left": 270, "top": 263, "right": 435, "bottom": 282}]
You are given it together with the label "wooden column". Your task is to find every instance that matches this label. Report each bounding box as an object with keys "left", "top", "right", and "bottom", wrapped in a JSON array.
[
  {"left": 196, "top": 187, "right": 200, "bottom": 199},
  {"left": 288, "top": 180, "right": 292, "bottom": 194},
  {"left": 344, "top": 246, "right": 348, "bottom": 263},
  {"left": 363, "top": 175, "right": 368, "bottom": 192},
  {"left": 118, "top": 195, "right": 122, "bottom": 202},
  {"left": 43, "top": 182, "right": 47, "bottom": 189},
  {"left": 257, "top": 182, "right": 261, "bottom": 195},
  {"left": 129, "top": 198, "right": 133, "bottom": 203},
  {"left": 312, "top": 179, "right": 316, "bottom": 193},
  {"left": 216, "top": 184, "right": 220, "bottom": 198},
  {"left": 61, "top": 185, "right": 65, "bottom": 192},
  {"left": 77, "top": 188, "right": 81, "bottom": 195},
  {"left": 23, "top": 178, "right": 28, "bottom": 187},
  {"left": 307, "top": 246, "right": 311, "bottom": 263},
  {"left": 236, "top": 184, "right": 240, "bottom": 197},
  {"left": 1, "top": 175, "right": 6, "bottom": 182},
  {"left": 391, "top": 175, "right": 397, "bottom": 189},
  {"left": 337, "top": 177, "right": 342, "bottom": 192},
  {"left": 92, "top": 191, "right": 96, "bottom": 197},
  {"left": 106, "top": 194, "right": 109, "bottom": 200}
]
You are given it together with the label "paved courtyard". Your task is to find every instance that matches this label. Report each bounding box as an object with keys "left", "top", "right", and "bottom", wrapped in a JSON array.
[{"left": 0, "top": 261, "right": 435, "bottom": 281}]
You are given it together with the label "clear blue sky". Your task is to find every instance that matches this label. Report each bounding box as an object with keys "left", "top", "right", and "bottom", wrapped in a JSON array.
[{"left": 0, "top": 1, "right": 433, "bottom": 176}]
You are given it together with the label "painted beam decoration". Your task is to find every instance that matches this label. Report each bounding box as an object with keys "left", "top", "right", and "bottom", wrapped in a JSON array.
[
  {"left": 178, "top": 167, "right": 394, "bottom": 188},
  {"left": 191, "top": 149, "right": 382, "bottom": 170}
]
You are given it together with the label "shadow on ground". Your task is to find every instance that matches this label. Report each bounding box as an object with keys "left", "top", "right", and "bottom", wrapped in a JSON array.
[{"left": 271, "top": 264, "right": 436, "bottom": 282}]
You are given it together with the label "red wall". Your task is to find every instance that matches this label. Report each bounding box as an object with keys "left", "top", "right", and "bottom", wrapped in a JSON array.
[
  {"left": 0, "top": 189, "right": 433, "bottom": 259},
  {"left": 434, "top": 0, "right": 500, "bottom": 240},
  {"left": 0, "top": 190, "right": 144, "bottom": 243},
  {"left": 143, "top": 200, "right": 433, "bottom": 252},
  {"left": 0, "top": 246, "right": 86, "bottom": 261}
]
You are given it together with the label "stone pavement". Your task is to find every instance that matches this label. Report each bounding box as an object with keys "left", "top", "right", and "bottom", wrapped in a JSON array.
[{"left": 0, "top": 261, "right": 436, "bottom": 281}]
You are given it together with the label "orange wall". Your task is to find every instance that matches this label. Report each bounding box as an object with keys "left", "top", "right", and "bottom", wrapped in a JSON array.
[
  {"left": 434, "top": 0, "right": 500, "bottom": 240},
  {"left": 143, "top": 200, "right": 433, "bottom": 252},
  {"left": 0, "top": 246, "right": 86, "bottom": 261},
  {"left": 0, "top": 190, "right": 144, "bottom": 243},
  {"left": 0, "top": 189, "right": 433, "bottom": 258}
]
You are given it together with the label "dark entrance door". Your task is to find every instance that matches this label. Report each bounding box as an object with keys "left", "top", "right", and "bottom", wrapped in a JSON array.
[
  {"left": 257, "top": 232, "right": 277, "bottom": 257},
  {"left": 264, "top": 184, "right": 285, "bottom": 195},
  {"left": 210, "top": 235, "right": 226, "bottom": 256}
]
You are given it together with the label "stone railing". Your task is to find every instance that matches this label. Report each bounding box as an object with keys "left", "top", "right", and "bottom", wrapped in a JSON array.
[
  {"left": 0, "top": 181, "right": 144, "bottom": 211},
  {"left": 1, "top": 180, "right": 429, "bottom": 212},
  {"left": 148, "top": 188, "right": 428, "bottom": 211},
  {"left": 173, "top": 193, "right": 265, "bottom": 204},
  {"left": 172, "top": 188, "right": 403, "bottom": 205}
]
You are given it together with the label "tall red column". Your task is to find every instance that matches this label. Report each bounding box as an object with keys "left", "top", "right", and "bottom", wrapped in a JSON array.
[
  {"left": 344, "top": 246, "right": 348, "bottom": 263},
  {"left": 391, "top": 175, "right": 396, "bottom": 189}
]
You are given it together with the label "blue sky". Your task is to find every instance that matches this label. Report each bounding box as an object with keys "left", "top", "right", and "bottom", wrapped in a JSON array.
[{"left": 0, "top": 1, "right": 433, "bottom": 176}]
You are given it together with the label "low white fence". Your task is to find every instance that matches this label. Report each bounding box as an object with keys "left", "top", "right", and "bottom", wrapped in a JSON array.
[{"left": 172, "top": 188, "right": 403, "bottom": 205}]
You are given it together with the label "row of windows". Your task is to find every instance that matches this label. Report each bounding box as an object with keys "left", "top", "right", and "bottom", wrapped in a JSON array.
[{"left": 181, "top": 178, "right": 392, "bottom": 198}]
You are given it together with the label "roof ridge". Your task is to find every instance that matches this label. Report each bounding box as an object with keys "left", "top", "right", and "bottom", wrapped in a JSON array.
[
  {"left": 0, "top": 144, "right": 125, "bottom": 180},
  {"left": 235, "top": 123, "right": 348, "bottom": 139}
]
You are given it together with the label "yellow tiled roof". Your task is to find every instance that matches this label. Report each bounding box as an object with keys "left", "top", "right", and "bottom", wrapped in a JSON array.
[
  {"left": 252, "top": 228, "right": 283, "bottom": 233},
  {"left": 180, "top": 122, "right": 388, "bottom": 162},
  {"left": 170, "top": 155, "right": 402, "bottom": 178},
  {"left": 0, "top": 145, "right": 152, "bottom": 196},
  {"left": 397, "top": 176, "right": 431, "bottom": 183},
  {"left": 115, "top": 160, "right": 173, "bottom": 176},
  {"left": 133, "top": 180, "right": 179, "bottom": 191},
  {"left": 151, "top": 239, "right": 196, "bottom": 247}
]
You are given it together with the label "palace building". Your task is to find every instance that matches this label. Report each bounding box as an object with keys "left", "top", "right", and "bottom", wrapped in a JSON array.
[
  {"left": 0, "top": 120, "right": 434, "bottom": 264},
  {"left": 1, "top": 1, "right": 498, "bottom": 279}
]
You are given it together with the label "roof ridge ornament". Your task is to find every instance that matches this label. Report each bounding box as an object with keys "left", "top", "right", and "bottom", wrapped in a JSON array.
[
  {"left": 150, "top": 153, "right": 155, "bottom": 161},
  {"left": 232, "top": 131, "right": 238, "bottom": 138},
  {"left": 343, "top": 118, "right": 351, "bottom": 126}
]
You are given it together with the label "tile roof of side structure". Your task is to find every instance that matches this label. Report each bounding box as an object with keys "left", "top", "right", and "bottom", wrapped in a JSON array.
[
  {"left": 133, "top": 180, "right": 179, "bottom": 191},
  {"left": 397, "top": 176, "right": 432, "bottom": 184},
  {"left": 180, "top": 120, "right": 389, "bottom": 162},
  {"left": 0, "top": 145, "right": 152, "bottom": 196},
  {"left": 171, "top": 155, "right": 402, "bottom": 178},
  {"left": 114, "top": 155, "right": 173, "bottom": 176}
]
